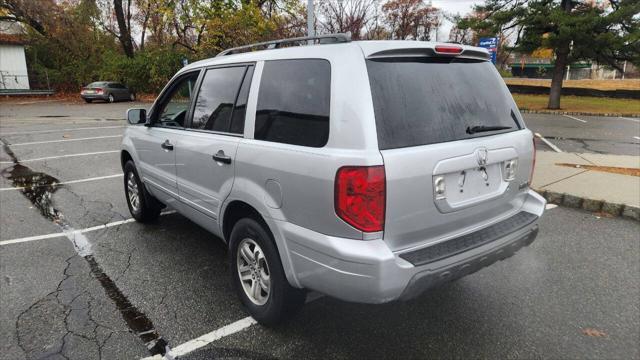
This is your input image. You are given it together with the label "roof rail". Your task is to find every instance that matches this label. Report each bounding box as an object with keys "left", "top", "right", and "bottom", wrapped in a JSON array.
[{"left": 216, "top": 33, "right": 351, "bottom": 57}]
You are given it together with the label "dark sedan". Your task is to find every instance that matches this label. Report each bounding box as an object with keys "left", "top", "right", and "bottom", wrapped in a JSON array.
[{"left": 81, "top": 82, "right": 135, "bottom": 103}]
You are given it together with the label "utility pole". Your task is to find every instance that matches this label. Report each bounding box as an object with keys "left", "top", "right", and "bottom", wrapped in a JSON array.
[{"left": 307, "top": 0, "right": 315, "bottom": 38}]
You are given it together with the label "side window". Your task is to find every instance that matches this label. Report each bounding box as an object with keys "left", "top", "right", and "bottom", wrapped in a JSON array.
[
  {"left": 191, "top": 66, "right": 246, "bottom": 132},
  {"left": 255, "top": 59, "right": 330, "bottom": 147},
  {"left": 155, "top": 72, "right": 199, "bottom": 128},
  {"left": 229, "top": 66, "right": 254, "bottom": 134}
]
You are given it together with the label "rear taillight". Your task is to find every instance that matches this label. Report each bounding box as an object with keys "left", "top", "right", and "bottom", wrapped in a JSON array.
[
  {"left": 96, "top": 88, "right": 103, "bottom": 94},
  {"left": 335, "top": 166, "right": 385, "bottom": 233},
  {"left": 434, "top": 45, "right": 463, "bottom": 55},
  {"left": 530, "top": 136, "right": 537, "bottom": 185}
]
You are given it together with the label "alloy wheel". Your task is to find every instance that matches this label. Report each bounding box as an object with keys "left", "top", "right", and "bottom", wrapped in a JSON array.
[
  {"left": 126, "top": 172, "right": 140, "bottom": 212},
  {"left": 237, "top": 238, "right": 271, "bottom": 305}
]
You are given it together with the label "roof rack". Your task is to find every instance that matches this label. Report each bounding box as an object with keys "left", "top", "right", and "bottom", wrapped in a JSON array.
[{"left": 216, "top": 33, "right": 351, "bottom": 57}]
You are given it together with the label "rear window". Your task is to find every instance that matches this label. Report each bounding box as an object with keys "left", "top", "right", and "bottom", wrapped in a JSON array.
[
  {"left": 367, "top": 58, "right": 522, "bottom": 150},
  {"left": 88, "top": 82, "right": 107, "bottom": 88},
  {"left": 255, "top": 59, "right": 330, "bottom": 147}
]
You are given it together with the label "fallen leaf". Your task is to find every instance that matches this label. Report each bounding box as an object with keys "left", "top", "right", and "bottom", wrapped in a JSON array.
[
  {"left": 63, "top": 134, "right": 71, "bottom": 138},
  {"left": 582, "top": 328, "right": 607, "bottom": 337}
]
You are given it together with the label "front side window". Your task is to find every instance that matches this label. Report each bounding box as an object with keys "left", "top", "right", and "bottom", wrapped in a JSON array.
[
  {"left": 255, "top": 59, "right": 330, "bottom": 147},
  {"left": 191, "top": 66, "right": 247, "bottom": 132},
  {"left": 155, "top": 72, "right": 199, "bottom": 128}
]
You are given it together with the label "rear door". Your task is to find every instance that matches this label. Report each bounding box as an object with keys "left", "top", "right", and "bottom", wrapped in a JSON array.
[
  {"left": 174, "top": 64, "right": 254, "bottom": 224},
  {"left": 366, "top": 56, "right": 534, "bottom": 252}
]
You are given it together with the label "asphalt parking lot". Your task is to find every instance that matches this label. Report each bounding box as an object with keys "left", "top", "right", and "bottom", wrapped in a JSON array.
[{"left": 1, "top": 101, "right": 639, "bottom": 360}]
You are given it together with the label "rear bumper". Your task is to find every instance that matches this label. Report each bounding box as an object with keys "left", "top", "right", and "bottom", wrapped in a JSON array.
[
  {"left": 81, "top": 94, "right": 108, "bottom": 100},
  {"left": 279, "top": 189, "right": 545, "bottom": 303}
]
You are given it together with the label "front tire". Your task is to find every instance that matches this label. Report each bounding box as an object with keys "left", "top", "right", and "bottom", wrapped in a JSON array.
[
  {"left": 124, "top": 161, "right": 162, "bottom": 222},
  {"left": 84, "top": 98, "right": 92, "bottom": 103},
  {"left": 229, "top": 218, "right": 305, "bottom": 326}
]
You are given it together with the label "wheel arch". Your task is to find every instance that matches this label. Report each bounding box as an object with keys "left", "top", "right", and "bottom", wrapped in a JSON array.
[{"left": 221, "top": 199, "right": 302, "bottom": 288}]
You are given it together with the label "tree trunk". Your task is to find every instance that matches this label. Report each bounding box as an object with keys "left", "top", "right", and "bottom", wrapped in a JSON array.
[
  {"left": 113, "top": 0, "right": 134, "bottom": 57},
  {"left": 548, "top": 46, "right": 568, "bottom": 109},
  {"left": 548, "top": 0, "right": 573, "bottom": 109}
]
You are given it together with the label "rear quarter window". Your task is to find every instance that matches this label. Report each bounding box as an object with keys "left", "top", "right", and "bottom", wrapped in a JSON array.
[
  {"left": 367, "top": 58, "right": 522, "bottom": 150},
  {"left": 255, "top": 59, "right": 331, "bottom": 147}
]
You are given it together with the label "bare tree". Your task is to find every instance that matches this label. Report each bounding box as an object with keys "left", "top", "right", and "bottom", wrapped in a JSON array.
[
  {"left": 317, "top": 0, "right": 375, "bottom": 39},
  {"left": 382, "top": 0, "right": 440, "bottom": 40},
  {"left": 113, "top": 0, "right": 134, "bottom": 57}
]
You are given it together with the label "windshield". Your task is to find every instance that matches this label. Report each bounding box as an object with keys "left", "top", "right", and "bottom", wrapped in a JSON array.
[{"left": 367, "top": 57, "right": 522, "bottom": 150}]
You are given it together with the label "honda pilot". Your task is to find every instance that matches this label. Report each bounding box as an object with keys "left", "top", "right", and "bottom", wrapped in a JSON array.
[{"left": 121, "top": 34, "right": 546, "bottom": 325}]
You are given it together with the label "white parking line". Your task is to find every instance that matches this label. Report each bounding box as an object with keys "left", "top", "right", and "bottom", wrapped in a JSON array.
[
  {"left": 0, "top": 174, "right": 123, "bottom": 191},
  {"left": 545, "top": 204, "right": 558, "bottom": 210},
  {"left": 563, "top": 115, "right": 587, "bottom": 123},
  {"left": 0, "top": 125, "right": 125, "bottom": 135},
  {"left": 633, "top": 136, "right": 640, "bottom": 141},
  {"left": 0, "top": 150, "right": 119, "bottom": 164},
  {"left": 619, "top": 117, "right": 640, "bottom": 123},
  {"left": 0, "top": 211, "right": 176, "bottom": 246},
  {"left": 9, "top": 135, "right": 122, "bottom": 146},
  {"left": 534, "top": 133, "right": 562, "bottom": 153},
  {"left": 142, "top": 293, "right": 327, "bottom": 360}
]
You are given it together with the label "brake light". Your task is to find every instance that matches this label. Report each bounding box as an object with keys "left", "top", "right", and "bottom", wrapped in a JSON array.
[
  {"left": 434, "top": 45, "right": 463, "bottom": 54},
  {"left": 335, "top": 166, "right": 385, "bottom": 233},
  {"left": 530, "top": 136, "right": 537, "bottom": 185},
  {"left": 96, "top": 88, "right": 103, "bottom": 94}
]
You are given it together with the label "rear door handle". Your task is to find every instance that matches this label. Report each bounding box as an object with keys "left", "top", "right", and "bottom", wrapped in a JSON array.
[
  {"left": 161, "top": 140, "right": 173, "bottom": 151},
  {"left": 212, "top": 150, "right": 232, "bottom": 164}
]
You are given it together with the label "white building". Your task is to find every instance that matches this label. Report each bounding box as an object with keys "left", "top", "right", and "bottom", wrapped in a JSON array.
[{"left": 0, "top": 21, "right": 30, "bottom": 90}]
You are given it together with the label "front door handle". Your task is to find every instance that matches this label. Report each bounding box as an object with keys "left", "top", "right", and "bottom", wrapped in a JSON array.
[
  {"left": 212, "top": 150, "right": 232, "bottom": 164},
  {"left": 161, "top": 140, "right": 173, "bottom": 151}
]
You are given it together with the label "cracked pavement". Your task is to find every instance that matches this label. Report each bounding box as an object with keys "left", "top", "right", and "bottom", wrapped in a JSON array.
[{"left": 1, "top": 101, "right": 639, "bottom": 360}]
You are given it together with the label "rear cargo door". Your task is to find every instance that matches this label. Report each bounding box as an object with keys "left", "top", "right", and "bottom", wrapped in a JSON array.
[{"left": 367, "top": 57, "right": 535, "bottom": 252}]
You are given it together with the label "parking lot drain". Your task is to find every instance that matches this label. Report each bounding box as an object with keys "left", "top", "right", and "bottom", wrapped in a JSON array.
[{"left": 1, "top": 138, "right": 170, "bottom": 357}]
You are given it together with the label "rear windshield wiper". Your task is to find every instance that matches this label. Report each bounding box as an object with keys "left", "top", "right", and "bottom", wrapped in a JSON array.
[{"left": 466, "top": 125, "right": 512, "bottom": 134}]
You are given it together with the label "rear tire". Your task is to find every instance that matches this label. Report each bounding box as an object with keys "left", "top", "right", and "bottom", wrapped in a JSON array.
[
  {"left": 124, "top": 161, "right": 162, "bottom": 222},
  {"left": 84, "top": 99, "right": 92, "bottom": 103},
  {"left": 229, "top": 218, "right": 306, "bottom": 326},
  {"left": 108, "top": 94, "right": 115, "bottom": 103},
  {"left": 129, "top": 93, "right": 136, "bottom": 101}
]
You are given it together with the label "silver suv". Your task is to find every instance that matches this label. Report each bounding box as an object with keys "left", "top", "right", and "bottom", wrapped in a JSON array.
[{"left": 122, "top": 34, "right": 545, "bottom": 325}]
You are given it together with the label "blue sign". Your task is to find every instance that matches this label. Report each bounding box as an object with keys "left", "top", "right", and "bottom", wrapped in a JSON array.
[
  {"left": 182, "top": 58, "right": 189, "bottom": 67},
  {"left": 478, "top": 37, "right": 498, "bottom": 64}
]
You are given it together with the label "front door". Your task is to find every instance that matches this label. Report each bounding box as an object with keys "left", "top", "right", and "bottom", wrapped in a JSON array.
[
  {"left": 134, "top": 71, "right": 200, "bottom": 207},
  {"left": 175, "top": 65, "right": 254, "bottom": 231}
]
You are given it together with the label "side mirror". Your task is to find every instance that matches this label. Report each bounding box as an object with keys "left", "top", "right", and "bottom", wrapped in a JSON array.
[{"left": 126, "top": 108, "right": 146, "bottom": 125}]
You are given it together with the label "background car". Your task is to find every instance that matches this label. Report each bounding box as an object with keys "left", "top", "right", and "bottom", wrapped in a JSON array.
[{"left": 80, "top": 81, "right": 135, "bottom": 103}]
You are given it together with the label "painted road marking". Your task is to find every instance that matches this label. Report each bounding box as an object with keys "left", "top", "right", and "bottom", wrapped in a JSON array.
[
  {"left": 0, "top": 125, "right": 125, "bottom": 136},
  {"left": 0, "top": 211, "right": 176, "bottom": 246},
  {"left": 534, "top": 133, "right": 562, "bottom": 153},
  {"left": 633, "top": 136, "right": 640, "bottom": 141},
  {"left": 563, "top": 115, "right": 587, "bottom": 123},
  {"left": 545, "top": 204, "right": 558, "bottom": 210},
  {"left": 9, "top": 135, "right": 122, "bottom": 146},
  {"left": 0, "top": 174, "right": 123, "bottom": 191},
  {"left": 0, "top": 150, "right": 119, "bottom": 164},
  {"left": 619, "top": 117, "right": 640, "bottom": 123},
  {"left": 142, "top": 293, "right": 327, "bottom": 360}
]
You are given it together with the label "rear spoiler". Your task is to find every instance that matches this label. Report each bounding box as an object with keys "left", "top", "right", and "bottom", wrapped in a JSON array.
[{"left": 366, "top": 47, "right": 490, "bottom": 61}]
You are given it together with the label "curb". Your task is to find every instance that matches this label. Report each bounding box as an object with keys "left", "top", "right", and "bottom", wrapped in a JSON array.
[
  {"left": 535, "top": 189, "right": 640, "bottom": 222},
  {"left": 520, "top": 109, "right": 640, "bottom": 117}
]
